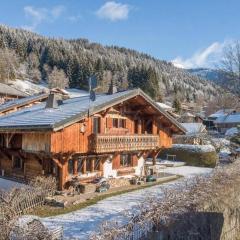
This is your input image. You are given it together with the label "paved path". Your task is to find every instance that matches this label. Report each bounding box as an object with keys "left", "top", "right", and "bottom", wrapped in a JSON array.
[{"left": 39, "top": 166, "right": 212, "bottom": 240}]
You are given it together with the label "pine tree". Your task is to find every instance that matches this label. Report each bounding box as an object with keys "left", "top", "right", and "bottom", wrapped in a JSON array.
[{"left": 172, "top": 97, "right": 181, "bottom": 113}]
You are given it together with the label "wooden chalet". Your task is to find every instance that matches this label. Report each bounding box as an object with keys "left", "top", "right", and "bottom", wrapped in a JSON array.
[{"left": 0, "top": 89, "right": 185, "bottom": 190}]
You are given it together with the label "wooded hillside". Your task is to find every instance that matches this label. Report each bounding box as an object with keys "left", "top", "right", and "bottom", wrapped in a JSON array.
[{"left": 0, "top": 25, "right": 225, "bottom": 101}]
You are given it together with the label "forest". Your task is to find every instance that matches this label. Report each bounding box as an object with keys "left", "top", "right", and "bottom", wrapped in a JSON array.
[{"left": 0, "top": 25, "right": 225, "bottom": 102}]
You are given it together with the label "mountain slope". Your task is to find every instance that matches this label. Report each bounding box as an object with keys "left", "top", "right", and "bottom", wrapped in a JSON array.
[
  {"left": 188, "top": 68, "right": 240, "bottom": 95},
  {"left": 0, "top": 25, "right": 225, "bottom": 101}
]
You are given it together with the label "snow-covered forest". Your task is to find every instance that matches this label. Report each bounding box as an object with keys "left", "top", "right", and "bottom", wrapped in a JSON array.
[{"left": 0, "top": 25, "right": 225, "bottom": 101}]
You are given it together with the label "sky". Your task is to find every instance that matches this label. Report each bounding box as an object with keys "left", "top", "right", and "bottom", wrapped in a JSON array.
[{"left": 0, "top": 0, "right": 239, "bottom": 69}]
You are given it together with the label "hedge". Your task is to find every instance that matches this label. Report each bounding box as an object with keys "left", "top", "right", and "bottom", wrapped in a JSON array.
[{"left": 159, "top": 144, "right": 218, "bottom": 168}]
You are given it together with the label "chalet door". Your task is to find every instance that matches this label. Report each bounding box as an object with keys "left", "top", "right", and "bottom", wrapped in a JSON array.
[
  {"left": 93, "top": 117, "right": 100, "bottom": 134},
  {"left": 145, "top": 119, "right": 153, "bottom": 134}
]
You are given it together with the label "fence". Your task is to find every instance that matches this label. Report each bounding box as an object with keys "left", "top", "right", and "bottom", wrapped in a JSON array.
[{"left": 50, "top": 226, "right": 64, "bottom": 240}]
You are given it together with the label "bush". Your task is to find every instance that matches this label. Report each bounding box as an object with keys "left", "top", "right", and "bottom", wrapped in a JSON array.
[
  {"left": 159, "top": 144, "right": 217, "bottom": 167},
  {"left": 230, "top": 135, "right": 240, "bottom": 145}
]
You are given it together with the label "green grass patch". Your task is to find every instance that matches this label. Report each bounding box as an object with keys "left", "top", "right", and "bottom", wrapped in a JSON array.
[{"left": 32, "top": 176, "right": 180, "bottom": 217}]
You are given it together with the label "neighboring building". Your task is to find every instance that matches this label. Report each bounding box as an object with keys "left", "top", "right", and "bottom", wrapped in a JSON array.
[
  {"left": 156, "top": 102, "right": 180, "bottom": 119},
  {"left": 0, "top": 89, "right": 185, "bottom": 190},
  {"left": 215, "top": 112, "right": 240, "bottom": 134},
  {"left": 0, "top": 93, "right": 49, "bottom": 116},
  {"left": 173, "top": 122, "right": 207, "bottom": 145},
  {"left": 181, "top": 123, "right": 207, "bottom": 135},
  {"left": 0, "top": 83, "right": 28, "bottom": 103},
  {"left": 204, "top": 109, "right": 235, "bottom": 131},
  {"left": 178, "top": 112, "right": 204, "bottom": 123}
]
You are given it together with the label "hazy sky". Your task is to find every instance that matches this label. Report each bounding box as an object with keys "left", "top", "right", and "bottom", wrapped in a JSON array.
[{"left": 0, "top": 0, "right": 239, "bottom": 68}]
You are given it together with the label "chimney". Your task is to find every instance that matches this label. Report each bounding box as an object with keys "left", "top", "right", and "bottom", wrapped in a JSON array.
[
  {"left": 45, "top": 88, "right": 70, "bottom": 109},
  {"left": 45, "top": 93, "right": 62, "bottom": 108},
  {"left": 107, "top": 80, "right": 118, "bottom": 95}
]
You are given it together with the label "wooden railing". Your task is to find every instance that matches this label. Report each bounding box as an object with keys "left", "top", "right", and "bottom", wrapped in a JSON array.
[{"left": 91, "top": 134, "right": 160, "bottom": 153}]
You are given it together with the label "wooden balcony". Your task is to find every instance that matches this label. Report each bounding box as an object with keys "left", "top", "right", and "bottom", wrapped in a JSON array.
[{"left": 91, "top": 134, "right": 159, "bottom": 153}]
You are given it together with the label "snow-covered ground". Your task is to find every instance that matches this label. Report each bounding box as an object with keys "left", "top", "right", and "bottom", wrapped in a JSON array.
[
  {"left": 0, "top": 177, "right": 25, "bottom": 190},
  {"left": 39, "top": 166, "right": 212, "bottom": 240}
]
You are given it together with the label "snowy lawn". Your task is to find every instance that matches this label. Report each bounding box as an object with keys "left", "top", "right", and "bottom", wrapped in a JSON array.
[
  {"left": 38, "top": 166, "right": 212, "bottom": 240},
  {"left": 0, "top": 177, "right": 25, "bottom": 191}
]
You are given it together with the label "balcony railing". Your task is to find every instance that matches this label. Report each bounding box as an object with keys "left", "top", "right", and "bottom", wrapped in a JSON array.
[{"left": 91, "top": 134, "right": 160, "bottom": 153}]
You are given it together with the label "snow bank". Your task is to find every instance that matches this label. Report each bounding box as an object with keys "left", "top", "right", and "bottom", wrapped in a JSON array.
[{"left": 172, "top": 144, "right": 215, "bottom": 153}]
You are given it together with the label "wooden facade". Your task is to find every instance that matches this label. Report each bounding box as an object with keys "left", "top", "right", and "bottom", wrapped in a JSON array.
[{"left": 0, "top": 91, "right": 185, "bottom": 190}]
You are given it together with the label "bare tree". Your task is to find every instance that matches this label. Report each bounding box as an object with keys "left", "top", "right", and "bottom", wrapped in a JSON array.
[
  {"left": 219, "top": 41, "right": 240, "bottom": 95},
  {"left": 205, "top": 92, "right": 240, "bottom": 115},
  {"left": 0, "top": 49, "right": 19, "bottom": 82},
  {"left": 48, "top": 66, "right": 69, "bottom": 89}
]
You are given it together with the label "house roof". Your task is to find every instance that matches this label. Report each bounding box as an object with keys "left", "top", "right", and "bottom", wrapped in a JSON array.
[
  {"left": 181, "top": 123, "right": 206, "bottom": 134},
  {"left": 156, "top": 102, "right": 173, "bottom": 110},
  {"left": 0, "top": 93, "right": 49, "bottom": 114},
  {"left": 215, "top": 112, "right": 240, "bottom": 124},
  {"left": 209, "top": 109, "right": 235, "bottom": 119},
  {"left": 0, "top": 88, "right": 186, "bottom": 133},
  {"left": 0, "top": 83, "right": 28, "bottom": 97}
]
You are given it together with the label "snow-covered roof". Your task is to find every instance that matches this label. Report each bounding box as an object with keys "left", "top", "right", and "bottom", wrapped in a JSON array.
[
  {"left": 215, "top": 113, "right": 240, "bottom": 124},
  {"left": 181, "top": 123, "right": 206, "bottom": 134},
  {"left": 225, "top": 127, "right": 239, "bottom": 136},
  {"left": 209, "top": 109, "right": 235, "bottom": 119},
  {"left": 0, "top": 89, "right": 186, "bottom": 133},
  {"left": 0, "top": 83, "right": 28, "bottom": 97},
  {"left": 156, "top": 102, "right": 173, "bottom": 110},
  {"left": 0, "top": 93, "right": 48, "bottom": 114},
  {"left": 66, "top": 88, "right": 89, "bottom": 98},
  {"left": 182, "top": 112, "right": 195, "bottom": 117}
]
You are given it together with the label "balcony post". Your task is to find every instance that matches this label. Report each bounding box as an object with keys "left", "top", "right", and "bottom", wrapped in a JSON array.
[
  {"left": 152, "top": 117, "right": 158, "bottom": 135},
  {"left": 82, "top": 158, "right": 87, "bottom": 174}
]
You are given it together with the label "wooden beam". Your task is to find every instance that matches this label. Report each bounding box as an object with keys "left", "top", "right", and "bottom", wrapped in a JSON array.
[
  {"left": 52, "top": 158, "right": 63, "bottom": 169},
  {"left": 82, "top": 158, "right": 87, "bottom": 174}
]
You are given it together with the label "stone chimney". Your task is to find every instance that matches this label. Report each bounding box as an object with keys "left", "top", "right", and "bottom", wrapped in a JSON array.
[{"left": 45, "top": 88, "right": 69, "bottom": 108}]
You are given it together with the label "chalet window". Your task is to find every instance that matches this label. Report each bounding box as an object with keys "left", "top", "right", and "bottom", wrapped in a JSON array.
[
  {"left": 86, "top": 159, "right": 91, "bottom": 172},
  {"left": 68, "top": 159, "right": 74, "bottom": 175},
  {"left": 119, "top": 119, "right": 126, "bottom": 128},
  {"left": 93, "top": 117, "right": 100, "bottom": 134},
  {"left": 13, "top": 156, "right": 23, "bottom": 170},
  {"left": 94, "top": 158, "right": 101, "bottom": 171},
  {"left": 112, "top": 118, "right": 118, "bottom": 128},
  {"left": 77, "top": 159, "right": 83, "bottom": 173},
  {"left": 120, "top": 154, "right": 132, "bottom": 167}
]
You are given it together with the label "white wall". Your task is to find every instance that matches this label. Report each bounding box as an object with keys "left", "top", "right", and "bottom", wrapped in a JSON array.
[
  {"left": 134, "top": 156, "right": 145, "bottom": 176},
  {"left": 103, "top": 156, "right": 117, "bottom": 178}
]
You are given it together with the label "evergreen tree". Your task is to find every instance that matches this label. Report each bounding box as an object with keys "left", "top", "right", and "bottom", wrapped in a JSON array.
[{"left": 172, "top": 97, "right": 181, "bottom": 113}]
